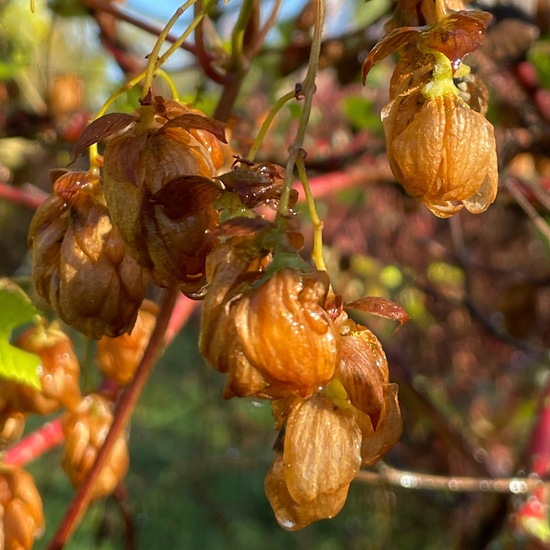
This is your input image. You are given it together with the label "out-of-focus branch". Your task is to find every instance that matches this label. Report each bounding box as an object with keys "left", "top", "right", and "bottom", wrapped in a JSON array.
[
  {"left": 356, "top": 464, "right": 547, "bottom": 494},
  {"left": 0, "top": 182, "right": 47, "bottom": 210}
]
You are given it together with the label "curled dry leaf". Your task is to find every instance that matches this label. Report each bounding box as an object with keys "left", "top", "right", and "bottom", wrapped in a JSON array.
[{"left": 72, "top": 112, "right": 136, "bottom": 160}]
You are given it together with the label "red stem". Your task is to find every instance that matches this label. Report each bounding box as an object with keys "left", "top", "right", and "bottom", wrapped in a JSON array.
[
  {"left": 0, "top": 182, "right": 47, "bottom": 210},
  {"left": 4, "top": 420, "right": 63, "bottom": 467}
]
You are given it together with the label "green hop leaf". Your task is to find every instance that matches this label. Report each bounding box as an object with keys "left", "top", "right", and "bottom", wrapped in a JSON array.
[{"left": 0, "top": 279, "right": 41, "bottom": 390}]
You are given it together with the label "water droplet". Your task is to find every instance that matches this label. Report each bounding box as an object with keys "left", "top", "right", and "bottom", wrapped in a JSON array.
[
  {"left": 280, "top": 518, "right": 295, "bottom": 529},
  {"left": 400, "top": 475, "right": 417, "bottom": 488},
  {"left": 509, "top": 479, "right": 528, "bottom": 494}
]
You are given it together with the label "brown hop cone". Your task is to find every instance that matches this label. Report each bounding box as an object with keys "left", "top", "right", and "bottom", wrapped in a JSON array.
[
  {"left": 62, "top": 393, "right": 129, "bottom": 500},
  {"left": 29, "top": 170, "right": 149, "bottom": 338},
  {"left": 97, "top": 299, "right": 159, "bottom": 386},
  {"left": 0, "top": 466, "right": 45, "bottom": 550},
  {"left": 14, "top": 323, "right": 81, "bottom": 414},
  {"left": 75, "top": 95, "right": 228, "bottom": 295},
  {"left": 200, "top": 242, "right": 339, "bottom": 398}
]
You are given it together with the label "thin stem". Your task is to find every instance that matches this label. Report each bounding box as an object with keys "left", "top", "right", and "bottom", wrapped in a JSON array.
[
  {"left": 229, "top": 0, "right": 256, "bottom": 70},
  {"left": 278, "top": 0, "right": 325, "bottom": 218},
  {"left": 213, "top": 0, "right": 256, "bottom": 121},
  {"left": 505, "top": 177, "right": 550, "bottom": 246},
  {"left": 141, "top": 4, "right": 190, "bottom": 99},
  {"left": 295, "top": 154, "right": 326, "bottom": 271},
  {"left": 246, "top": 90, "right": 297, "bottom": 162},
  {"left": 356, "top": 464, "right": 546, "bottom": 494},
  {"left": 4, "top": 420, "right": 63, "bottom": 467},
  {"left": 46, "top": 286, "right": 180, "bottom": 550}
]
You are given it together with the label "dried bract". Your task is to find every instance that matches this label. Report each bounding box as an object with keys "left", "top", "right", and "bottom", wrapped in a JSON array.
[{"left": 201, "top": 244, "right": 339, "bottom": 399}]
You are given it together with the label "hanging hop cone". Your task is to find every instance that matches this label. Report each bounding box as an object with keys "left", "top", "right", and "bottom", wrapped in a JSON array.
[
  {"left": 363, "top": 8, "right": 497, "bottom": 217},
  {"left": 73, "top": 95, "right": 227, "bottom": 296},
  {"left": 200, "top": 238, "right": 340, "bottom": 399},
  {"left": 0, "top": 466, "right": 45, "bottom": 550},
  {"left": 62, "top": 393, "right": 129, "bottom": 500},
  {"left": 29, "top": 170, "right": 149, "bottom": 339},
  {"left": 14, "top": 322, "right": 81, "bottom": 414},
  {"left": 265, "top": 302, "right": 406, "bottom": 530}
]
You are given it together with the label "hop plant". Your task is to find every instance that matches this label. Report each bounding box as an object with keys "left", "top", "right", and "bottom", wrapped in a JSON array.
[
  {"left": 29, "top": 170, "right": 149, "bottom": 338},
  {"left": 200, "top": 238, "right": 340, "bottom": 399}
]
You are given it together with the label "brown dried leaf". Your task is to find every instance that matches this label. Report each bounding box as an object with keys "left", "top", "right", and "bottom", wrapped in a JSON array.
[
  {"left": 345, "top": 296, "right": 410, "bottom": 327},
  {"left": 283, "top": 394, "right": 361, "bottom": 503},
  {"left": 72, "top": 113, "right": 136, "bottom": 160},
  {"left": 162, "top": 114, "right": 227, "bottom": 143},
  {"left": 265, "top": 452, "right": 350, "bottom": 531},
  {"left": 362, "top": 26, "right": 421, "bottom": 83}
]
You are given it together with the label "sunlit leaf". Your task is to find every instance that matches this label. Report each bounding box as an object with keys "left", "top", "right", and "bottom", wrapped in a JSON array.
[
  {"left": 0, "top": 279, "right": 38, "bottom": 333},
  {"left": 0, "top": 341, "right": 41, "bottom": 390},
  {"left": 345, "top": 296, "right": 410, "bottom": 327}
]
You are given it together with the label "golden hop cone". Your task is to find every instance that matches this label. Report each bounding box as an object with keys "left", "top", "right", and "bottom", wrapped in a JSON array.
[
  {"left": 382, "top": 88, "right": 498, "bottom": 217},
  {"left": 62, "top": 393, "right": 129, "bottom": 500},
  {"left": 14, "top": 323, "right": 81, "bottom": 414},
  {"left": 29, "top": 171, "right": 148, "bottom": 339},
  {"left": 96, "top": 96, "right": 227, "bottom": 295},
  {"left": 97, "top": 299, "right": 158, "bottom": 386},
  {"left": 0, "top": 467, "right": 44, "bottom": 550},
  {"left": 363, "top": 7, "right": 497, "bottom": 217},
  {"left": 200, "top": 242, "right": 339, "bottom": 399}
]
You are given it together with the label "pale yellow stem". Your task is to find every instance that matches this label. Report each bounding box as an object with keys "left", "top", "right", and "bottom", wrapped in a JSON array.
[{"left": 295, "top": 155, "right": 326, "bottom": 272}]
